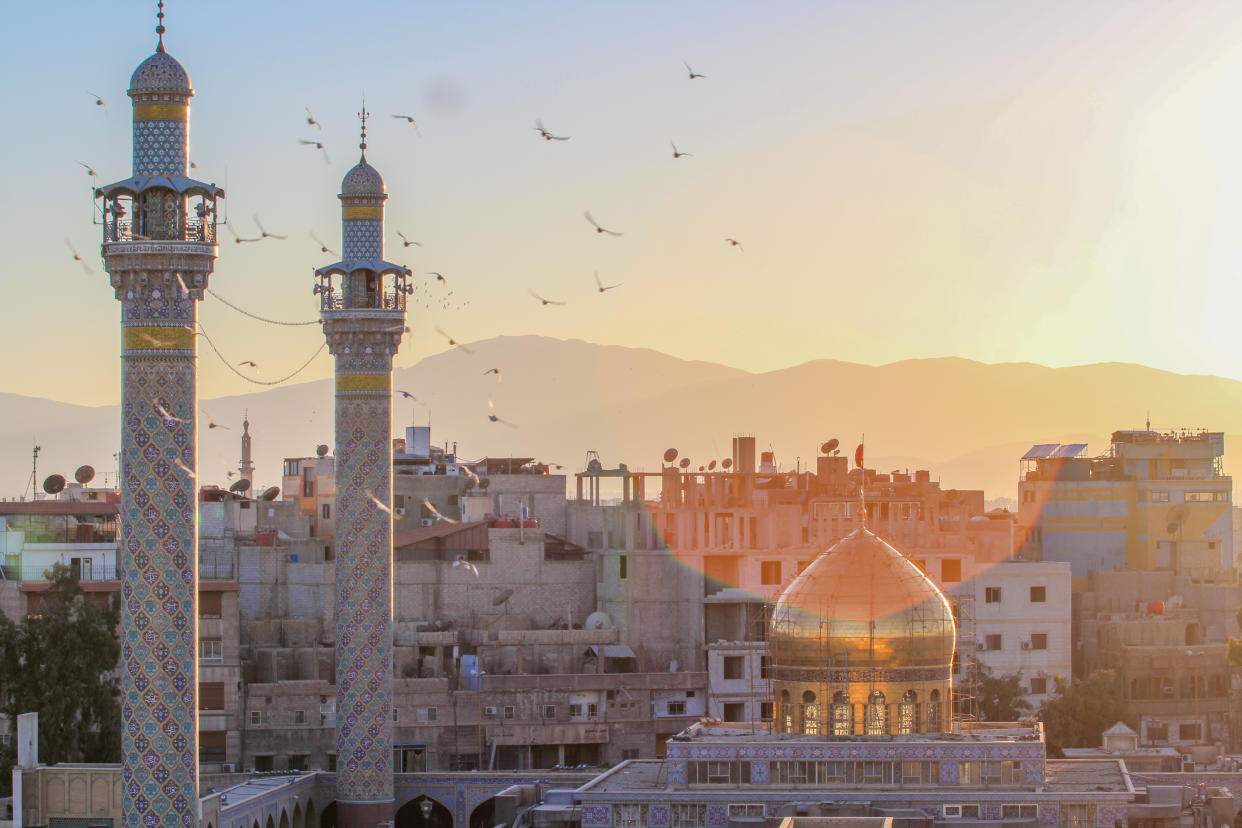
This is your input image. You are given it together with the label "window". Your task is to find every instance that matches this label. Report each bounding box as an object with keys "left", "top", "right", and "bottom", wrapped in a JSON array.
[
  {"left": 672, "top": 804, "right": 707, "bottom": 827},
  {"left": 1147, "top": 724, "right": 1169, "bottom": 742},
  {"left": 503, "top": 705, "right": 515, "bottom": 720},
  {"left": 1030, "top": 585, "right": 1046, "bottom": 602},
  {"left": 199, "top": 682, "right": 225, "bottom": 711},
  {"left": 667, "top": 699, "right": 687, "bottom": 715},
  {"left": 1186, "top": 490, "right": 1228, "bottom": 502},
  {"left": 760, "top": 701, "right": 773, "bottom": 722},
  {"left": 985, "top": 634, "right": 1002, "bottom": 651},
  {"left": 199, "top": 591, "right": 222, "bottom": 618},
  {"left": 1002, "top": 805, "right": 1037, "bottom": 819},
  {"left": 760, "top": 560, "right": 782, "bottom": 585},
  {"left": 1150, "top": 490, "right": 1170, "bottom": 503},
  {"left": 288, "top": 754, "right": 308, "bottom": 772},
  {"left": 417, "top": 707, "right": 437, "bottom": 722},
  {"left": 199, "top": 731, "right": 226, "bottom": 763},
  {"left": 619, "top": 555, "right": 628, "bottom": 579},
  {"left": 253, "top": 755, "right": 273, "bottom": 772},
  {"left": 723, "top": 702, "right": 745, "bottom": 722},
  {"left": 569, "top": 703, "right": 583, "bottom": 717},
  {"left": 327, "top": 753, "right": 337, "bottom": 772},
  {"left": 616, "top": 804, "right": 647, "bottom": 828},
  {"left": 1179, "top": 722, "right": 1202, "bottom": 741},
  {"left": 722, "top": 656, "right": 744, "bottom": 680},
  {"left": 941, "top": 559, "right": 962, "bottom": 583},
  {"left": 249, "top": 710, "right": 264, "bottom": 726},
  {"left": 729, "top": 805, "right": 765, "bottom": 818},
  {"left": 1029, "top": 677, "right": 1048, "bottom": 694},
  {"left": 865, "top": 691, "right": 888, "bottom": 736},
  {"left": 1030, "top": 633, "right": 1047, "bottom": 650},
  {"left": 199, "top": 639, "right": 222, "bottom": 662},
  {"left": 621, "top": 749, "right": 640, "bottom": 760},
  {"left": 293, "top": 710, "right": 306, "bottom": 725},
  {"left": 392, "top": 707, "right": 400, "bottom": 722},
  {"left": 985, "top": 586, "right": 1002, "bottom": 604},
  {"left": 543, "top": 704, "right": 557, "bottom": 719},
  {"left": 321, "top": 503, "right": 331, "bottom": 519}
]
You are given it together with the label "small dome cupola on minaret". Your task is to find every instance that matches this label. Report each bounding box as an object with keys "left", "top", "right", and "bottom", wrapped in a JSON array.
[
  {"left": 314, "top": 102, "right": 412, "bottom": 314},
  {"left": 96, "top": 1, "right": 223, "bottom": 253}
]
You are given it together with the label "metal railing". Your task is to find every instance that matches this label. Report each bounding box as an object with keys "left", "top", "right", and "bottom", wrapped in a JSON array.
[
  {"left": 1, "top": 563, "right": 119, "bottom": 582},
  {"left": 104, "top": 217, "right": 217, "bottom": 244}
]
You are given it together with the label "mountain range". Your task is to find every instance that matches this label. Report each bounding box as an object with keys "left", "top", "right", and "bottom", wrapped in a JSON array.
[{"left": 4, "top": 335, "right": 1242, "bottom": 501}]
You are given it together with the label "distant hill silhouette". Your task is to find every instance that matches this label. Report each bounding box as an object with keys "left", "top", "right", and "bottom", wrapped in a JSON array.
[{"left": 4, "top": 336, "right": 1241, "bottom": 500}]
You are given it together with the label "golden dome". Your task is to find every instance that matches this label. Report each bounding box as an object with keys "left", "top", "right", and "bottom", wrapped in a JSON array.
[{"left": 769, "top": 526, "right": 956, "bottom": 735}]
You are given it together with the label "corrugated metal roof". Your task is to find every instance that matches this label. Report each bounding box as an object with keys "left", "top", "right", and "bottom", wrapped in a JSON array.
[
  {"left": 1051, "top": 443, "right": 1088, "bottom": 458},
  {"left": 1021, "top": 443, "right": 1060, "bottom": 460},
  {"left": 393, "top": 520, "right": 490, "bottom": 550}
]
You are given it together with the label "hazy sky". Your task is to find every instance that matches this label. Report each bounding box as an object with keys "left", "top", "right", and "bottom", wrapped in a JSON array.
[{"left": 3, "top": 1, "right": 1242, "bottom": 406}]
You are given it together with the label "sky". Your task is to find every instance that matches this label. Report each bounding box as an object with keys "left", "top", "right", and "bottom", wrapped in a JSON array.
[{"left": 3, "top": 1, "right": 1242, "bottom": 406}]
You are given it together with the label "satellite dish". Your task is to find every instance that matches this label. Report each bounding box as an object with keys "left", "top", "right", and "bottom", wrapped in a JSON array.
[
  {"left": 678, "top": 458, "right": 691, "bottom": 469},
  {"left": 74, "top": 465, "right": 96, "bottom": 485},
  {"left": 721, "top": 458, "right": 733, "bottom": 469},
  {"left": 229, "top": 478, "right": 252, "bottom": 494},
  {"left": 708, "top": 460, "right": 717, "bottom": 471},
  {"left": 42, "top": 474, "right": 66, "bottom": 495},
  {"left": 585, "top": 611, "right": 613, "bottom": 631},
  {"left": 821, "top": 438, "right": 839, "bottom": 455},
  {"left": 316, "top": 444, "right": 330, "bottom": 458},
  {"left": 698, "top": 466, "right": 705, "bottom": 472},
  {"left": 1166, "top": 523, "right": 1180, "bottom": 534},
  {"left": 663, "top": 448, "right": 678, "bottom": 464},
  {"left": 492, "top": 588, "right": 515, "bottom": 607},
  {"left": 259, "top": 486, "right": 280, "bottom": 501},
  {"left": 479, "top": 477, "right": 491, "bottom": 490},
  {"left": 464, "top": 478, "right": 476, "bottom": 490}
]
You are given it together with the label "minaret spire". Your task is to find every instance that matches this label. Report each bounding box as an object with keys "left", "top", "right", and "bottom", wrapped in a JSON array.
[
  {"left": 155, "top": 0, "right": 166, "bottom": 53},
  {"left": 358, "top": 97, "right": 369, "bottom": 162}
]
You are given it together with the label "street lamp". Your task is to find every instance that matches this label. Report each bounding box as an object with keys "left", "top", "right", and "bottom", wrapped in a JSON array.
[{"left": 419, "top": 798, "right": 434, "bottom": 819}]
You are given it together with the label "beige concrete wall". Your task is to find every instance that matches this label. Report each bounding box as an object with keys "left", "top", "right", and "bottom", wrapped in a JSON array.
[{"left": 19, "top": 764, "right": 122, "bottom": 827}]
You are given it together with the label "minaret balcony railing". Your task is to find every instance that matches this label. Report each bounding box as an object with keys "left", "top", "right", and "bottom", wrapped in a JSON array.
[
  {"left": 317, "top": 289, "right": 408, "bottom": 312},
  {"left": 316, "top": 270, "right": 412, "bottom": 312},
  {"left": 104, "top": 217, "right": 217, "bottom": 244}
]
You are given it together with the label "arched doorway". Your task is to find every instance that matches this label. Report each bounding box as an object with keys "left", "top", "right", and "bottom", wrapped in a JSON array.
[
  {"left": 319, "top": 802, "right": 336, "bottom": 828},
  {"left": 470, "top": 797, "right": 498, "bottom": 828},
  {"left": 396, "top": 795, "right": 453, "bottom": 828}
]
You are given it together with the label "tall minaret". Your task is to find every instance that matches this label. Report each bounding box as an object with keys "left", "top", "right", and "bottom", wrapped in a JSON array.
[
  {"left": 96, "top": 5, "right": 221, "bottom": 828},
  {"left": 239, "top": 411, "right": 255, "bottom": 483},
  {"left": 316, "top": 106, "right": 411, "bottom": 828}
]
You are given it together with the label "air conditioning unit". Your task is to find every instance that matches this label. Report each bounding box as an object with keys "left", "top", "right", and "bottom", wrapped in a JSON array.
[
  {"left": 220, "top": 763, "right": 236, "bottom": 773},
  {"left": 1021, "top": 641, "right": 1032, "bottom": 650},
  {"left": 484, "top": 706, "right": 498, "bottom": 717},
  {"left": 420, "top": 518, "right": 435, "bottom": 527},
  {"left": 394, "top": 507, "right": 405, "bottom": 516}
]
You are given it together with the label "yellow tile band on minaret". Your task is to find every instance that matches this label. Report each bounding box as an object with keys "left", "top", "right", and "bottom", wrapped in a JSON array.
[
  {"left": 342, "top": 205, "right": 384, "bottom": 220},
  {"left": 337, "top": 374, "right": 390, "bottom": 392},
  {"left": 134, "top": 103, "right": 188, "bottom": 121},
  {"left": 123, "top": 326, "right": 195, "bottom": 349}
]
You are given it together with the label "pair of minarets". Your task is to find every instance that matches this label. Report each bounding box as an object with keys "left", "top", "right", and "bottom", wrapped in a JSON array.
[{"left": 99, "top": 15, "right": 409, "bottom": 828}]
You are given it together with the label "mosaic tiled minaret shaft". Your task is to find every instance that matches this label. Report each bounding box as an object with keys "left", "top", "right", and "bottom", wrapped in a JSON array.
[
  {"left": 97, "top": 8, "right": 222, "bottom": 828},
  {"left": 316, "top": 108, "right": 411, "bottom": 828}
]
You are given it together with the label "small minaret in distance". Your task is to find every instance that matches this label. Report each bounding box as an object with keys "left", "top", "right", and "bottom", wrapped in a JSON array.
[
  {"left": 239, "top": 410, "right": 255, "bottom": 484},
  {"left": 315, "top": 105, "right": 412, "bottom": 828},
  {"left": 95, "top": 4, "right": 222, "bottom": 828}
]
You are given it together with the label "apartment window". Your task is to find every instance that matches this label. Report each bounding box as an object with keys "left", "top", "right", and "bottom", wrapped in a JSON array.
[
  {"left": 1030, "top": 585, "right": 1046, "bottom": 602},
  {"left": 1150, "top": 490, "right": 1170, "bottom": 503},
  {"left": 672, "top": 804, "right": 707, "bottom": 828},
  {"left": 293, "top": 710, "right": 307, "bottom": 725},
  {"left": 1002, "top": 805, "right": 1037, "bottom": 819},
  {"left": 941, "top": 559, "right": 962, "bottom": 583},
  {"left": 199, "top": 731, "right": 226, "bottom": 764},
  {"left": 1148, "top": 724, "right": 1169, "bottom": 742},
  {"left": 542, "top": 704, "right": 557, "bottom": 719},
  {"left": 283, "top": 460, "right": 299, "bottom": 478},
  {"left": 199, "top": 591, "right": 222, "bottom": 618},
  {"left": 327, "top": 753, "right": 337, "bottom": 772},
  {"left": 760, "top": 701, "right": 774, "bottom": 721},
  {"left": 417, "top": 707, "right": 437, "bottom": 722},
  {"left": 723, "top": 703, "right": 746, "bottom": 722},
  {"left": 321, "top": 503, "right": 330, "bottom": 519},
  {"left": 1030, "top": 633, "right": 1048, "bottom": 650},
  {"left": 667, "top": 699, "right": 687, "bottom": 715},
  {"left": 1180, "top": 723, "right": 1202, "bottom": 741},
  {"left": 722, "top": 656, "right": 744, "bottom": 680},
  {"left": 760, "top": 655, "right": 771, "bottom": 678},
  {"left": 249, "top": 710, "right": 264, "bottom": 726},
  {"left": 569, "top": 703, "right": 583, "bottom": 717},
  {"left": 985, "top": 634, "right": 1002, "bottom": 651},
  {"left": 1186, "top": 491, "right": 1228, "bottom": 502},
  {"left": 760, "top": 560, "right": 782, "bottom": 585},
  {"left": 253, "top": 755, "right": 274, "bottom": 772},
  {"left": 199, "top": 639, "right": 222, "bottom": 662},
  {"left": 392, "top": 707, "right": 400, "bottom": 723},
  {"left": 199, "top": 682, "right": 225, "bottom": 711},
  {"left": 1029, "top": 677, "right": 1048, "bottom": 694},
  {"left": 619, "top": 555, "right": 628, "bottom": 579},
  {"left": 288, "top": 754, "right": 308, "bottom": 772},
  {"left": 985, "top": 587, "right": 1002, "bottom": 604},
  {"left": 503, "top": 705, "right": 515, "bottom": 720}
]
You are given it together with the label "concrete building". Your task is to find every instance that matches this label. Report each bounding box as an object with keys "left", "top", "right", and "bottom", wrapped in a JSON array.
[{"left": 1017, "top": 430, "right": 1233, "bottom": 585}]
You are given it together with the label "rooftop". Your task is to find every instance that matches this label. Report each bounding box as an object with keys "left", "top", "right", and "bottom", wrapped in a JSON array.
[
  {"left": 671, "top": 721, "right": 1042, "bottom": 744},
  {"left": 1043, "top": 760, "right": 1132, "bottom": 793}
]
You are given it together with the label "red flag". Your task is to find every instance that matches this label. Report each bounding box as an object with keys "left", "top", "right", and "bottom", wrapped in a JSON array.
[{"left": 854, "top": 443, "right": 864, "bottom": 469}]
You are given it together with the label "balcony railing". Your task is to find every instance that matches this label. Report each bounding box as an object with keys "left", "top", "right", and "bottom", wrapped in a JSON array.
[
  {"left": 318, "top": 288, "right": 408, "bottom": 312},
  {"left": 1, "top": 562, "right": 119, "bottom": 582},
  {"left": 104, "top": 217, "right": 217, "bottom": 244}
]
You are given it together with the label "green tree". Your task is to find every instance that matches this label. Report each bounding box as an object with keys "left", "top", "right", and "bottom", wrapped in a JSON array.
[
  {"left": 1038, "top": 669, "right": 1136, "bottom": 757},
  {"left": 0, "top": 563, "right": 121, "bottom": 793},
  {"left": 974, "top": 661, "right": 1034, "bottom": 722}
]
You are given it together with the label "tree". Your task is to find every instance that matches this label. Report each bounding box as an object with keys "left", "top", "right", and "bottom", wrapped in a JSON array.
[
  {"left": 974, "top": 660, "right": 1034, "bottom": 723},
  {"left": 1038, "top": 669, "right": 1136, "bottom": 757},
  {"left": 0, "top": 563, "right": 121, "bottom": 793}
]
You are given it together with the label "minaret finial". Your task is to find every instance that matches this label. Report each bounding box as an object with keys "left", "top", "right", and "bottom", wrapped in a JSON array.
[
  {"left": 855, "top": 437, "right": 867, "bottom": 529},
  {"left": 358, "top": 97, "right": 369, "bottom": 162},
  {"left": 155, "top": 0, "right": 166, "bottom": 53}
]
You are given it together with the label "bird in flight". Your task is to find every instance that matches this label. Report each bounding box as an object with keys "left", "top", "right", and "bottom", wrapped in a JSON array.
[
  {"left": 488, "top": 397, "right": 518, "bottom": 427},
  {"left": 310, "top": 232, "right": 336, "bottom": 256},
  {"left": 529, "top": 289, "right": 566, "bottom": 306},
  {"left": 397, "top": 389, "right": 422, "bottom": 403},
  {"left": 584, "top": 211, "right": 622, "bottom": 236},
  {"left": 237, "top": 360, "right": 259, "bottom": 370},
  {"left": 64, "top": 239, "right": 92, "bottom": 273},
  {"left": 364, "top": 487, "right": 399, "bottom": 518},
  {"left": 483, "top": 368, "right": 502, "bottom": 382},
  {"left": 725, "top": 238, "right": 744, "bottom": 252},
  {"left": 452, "top": 558, "right": 479, "bottom": 576},
  {"left": 305, "top": 107, "right": 321, "bottom": 130},
  {"left": 534, "top": 119, "right": 570, "bottom": 141},
  {"left": 683, "top": 61, "right": 707, "bottom": 79},
  {"left": 77, "top": 161, "right": 100, "bottom": 182},
  {"left": 392, "top": 115, "right": 421, "bottom": 136},
  {"left": 435, "top": 326, "right": 474, "bottom": 353},
  {"left": 594, "top": 271, "right": 621, "bottom": 293},
  {"left": 225, "top": 221, "right": 259, "bottom": 244},
  {"left": 671, "top": 141, "right": 692, "bottom": 159},
  {"left": 154, "top": 403, "right": 185, "bottom": 423},
  {"left": 428, "top": 272, "right": 448, "bottom": 287},
  {"left": 254, "top": 215, "right": 287, "bottom": 240},
  {"left": 87, "top": 91, "right": 108, "bottom": 114},
  {"left": 298, "top": 138, "right": 330, "bottom": 164},
  {"left": 173, "top": 458, "right": 196, "bottom": 479},
  {"left": 201, "top": 411, "right": 230, "bottom": 430},
  {"left": 425, "top": 498, "right": 460, "bottom": 525},
  {"left": 175, "top": 273, "right": 190, "bottom": 296},
  {"left": 138, "top": 331, "right": 171, "bottom": 347},
  {"left": 398, "top": 232, "right": 421, "bottom": 247}
]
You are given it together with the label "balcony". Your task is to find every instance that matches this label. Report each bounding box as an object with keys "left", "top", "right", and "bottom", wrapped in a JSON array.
[
  {"left": 104, "top": 217, "right": 217, "bottom": 244},
  {"left": 2, "top": 562, "right": 119, "bottom": 582}
]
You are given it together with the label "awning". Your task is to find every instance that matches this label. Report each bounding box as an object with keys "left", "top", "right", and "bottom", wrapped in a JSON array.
[{"left": 586, "top": 645, "right": 636, "bottom": 659}]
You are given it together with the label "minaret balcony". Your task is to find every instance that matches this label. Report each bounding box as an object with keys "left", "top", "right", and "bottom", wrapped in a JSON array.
[{"left": 314, "top": 265, "right": 413, "bottom": 313}]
